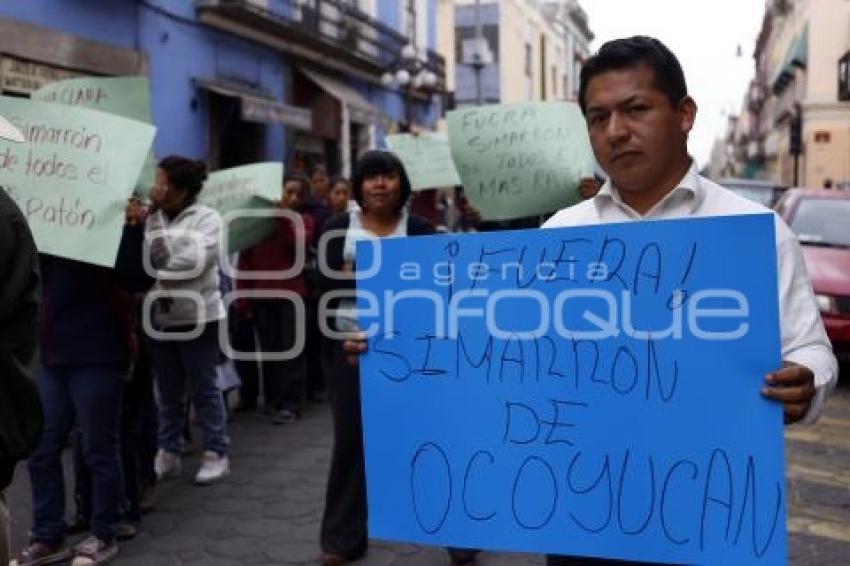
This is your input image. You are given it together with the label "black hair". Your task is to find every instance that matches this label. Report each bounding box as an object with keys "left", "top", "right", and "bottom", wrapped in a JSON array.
[
  {"left": 351, "top": 150, "right": 412, "bottom": 212},
  {"left": 578, "top": 36, "right": 688, "bottom": 114},
  {"left": 158, "top": 155, "right": 208, "bottom": 198},
  {"left": 310, "top": 164, "right": 328, "bottom": 177},
  {"left": 329, "top": 176, "right": 351, "bottom": 190},
  {"left": 283, "top": 172, "right": 310, "bottom": 196}
]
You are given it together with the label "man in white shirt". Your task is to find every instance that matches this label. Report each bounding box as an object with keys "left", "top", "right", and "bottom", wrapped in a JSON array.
[
  {"left": 543, "top": 36, "right": 835, "bottom": 428},
  {"left": 540, "top": 35, "right": 837, "bottom": 566},
  {"left": 345, "top": 35, "right": 837, "bottom": 566}
]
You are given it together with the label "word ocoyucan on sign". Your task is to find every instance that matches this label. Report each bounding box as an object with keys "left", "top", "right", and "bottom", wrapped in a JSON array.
[{"left": 356, "top": 214, "right": 785, "bottom": 565}]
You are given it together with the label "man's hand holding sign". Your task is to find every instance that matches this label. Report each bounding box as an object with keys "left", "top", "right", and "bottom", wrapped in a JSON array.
[{"left": 763, "top": 362, "right": 817, "bottom": 425}]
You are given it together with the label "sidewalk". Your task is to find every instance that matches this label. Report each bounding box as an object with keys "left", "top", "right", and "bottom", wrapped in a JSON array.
[
  {"left": 6, "top": 390, "right": 850, "bottom": 565},
  {"left": 4, "top": 404, "right": 540, "bottom": 566}
]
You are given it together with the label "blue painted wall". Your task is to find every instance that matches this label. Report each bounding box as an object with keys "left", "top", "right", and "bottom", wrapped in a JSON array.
[
  {"left": 137, "top": 2, "right": 286, "bottom": 160},
  {"left": 0, "top": 0, "right": 286, "bottom": 163},
  {"left": 0, "top": 0, "right": 140, "bottom": 50},
  {"left": 369, "top": 0, "right": 442, "bottom": 144},
  {"left": 1, "top": 0, "right": 442, "bottom": 161},
  {"left": 377, "top": 0, "right": 401, "bottom": 33},
  {"left": 372, "top": 0, "right": 406, "bottom": 138},
  {"left": 428, "top": 0, "right": 437, "bottom": 53}
]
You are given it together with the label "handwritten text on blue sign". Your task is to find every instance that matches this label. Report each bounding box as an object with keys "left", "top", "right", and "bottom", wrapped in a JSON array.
[{"left": 356, "top": 214, "right": 785, "bottom": 564}]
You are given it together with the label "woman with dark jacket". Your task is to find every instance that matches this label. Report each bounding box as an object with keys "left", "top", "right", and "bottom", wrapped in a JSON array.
[
  {"left": 16, "top": 204, "right": 151, "bottom": 566},
  {"left": 318, "top": 151, "right": 434, "bottom": 566},
  {"left": 235, "top": 173, "right": 314, "bottom": 423}
]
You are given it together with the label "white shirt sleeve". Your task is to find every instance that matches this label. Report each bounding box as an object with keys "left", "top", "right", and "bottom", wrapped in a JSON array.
[{"left": 775, "top": 220, "right": 838, "bottom": 424}]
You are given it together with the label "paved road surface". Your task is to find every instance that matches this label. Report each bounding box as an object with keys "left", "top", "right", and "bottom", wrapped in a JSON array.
[{"left": 6, "top": 388, "right": 850, "bottom": 565}]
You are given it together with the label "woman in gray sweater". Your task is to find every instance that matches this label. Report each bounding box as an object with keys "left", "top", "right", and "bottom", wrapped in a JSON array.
[{"left": 145, "top": 156, "right": 229, "bottom": 486}]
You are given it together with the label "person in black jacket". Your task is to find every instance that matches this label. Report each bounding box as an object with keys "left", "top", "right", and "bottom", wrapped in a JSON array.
[
  {"left": 15, "top": 203, "right": 152, "bottom": 566},
  {"left": 318, "top": 151, "right": 434, "bottom": 566},
  {"left": 0, "top": 115, "right": 42, "bottom": 566},
  {"left": 300, "top": 170, "right": 333, "bottom": 404}
]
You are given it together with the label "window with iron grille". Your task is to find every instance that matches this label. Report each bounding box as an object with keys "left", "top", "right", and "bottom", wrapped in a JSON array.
[{"left": 454, "top": 25, "right": 499, "bottom": 64}]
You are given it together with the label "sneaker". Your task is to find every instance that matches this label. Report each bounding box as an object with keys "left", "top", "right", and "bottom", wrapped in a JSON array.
[
  {"left": 272, "top": 408, "right": 300, "bottom": 425},
  {"left": 195, "top": 451, "right": 230, "bottom": 485},
  {"left": 12, "top": 541, "right": 72, "bottom": 566},
  {"left": 116, "top": 522, "right": 138, "bottom": 541},
  {"left": 154, "top": 449, "right": 182, "bottom": 481},
  {"left": 70, "top": 536, "right": 117, "bottom": 566}
]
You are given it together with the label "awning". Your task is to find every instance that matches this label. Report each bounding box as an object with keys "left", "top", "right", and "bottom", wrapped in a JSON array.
[
  {"left": 298, "top": 67, "right": 384, "bottom": 125},
  {"left": 742, "top": 162, "right": 765, "bottom": 179},
  {"left": 194, "top": 78, "right": 313, "bottom": 130},
  {"left": 771, "top": 26, "right": 808, "bottom": 94}
]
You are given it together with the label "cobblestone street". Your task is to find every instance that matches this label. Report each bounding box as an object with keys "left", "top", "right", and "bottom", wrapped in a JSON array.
[{"left": 6, "top": 388, "right": 850, "bottom": 565}]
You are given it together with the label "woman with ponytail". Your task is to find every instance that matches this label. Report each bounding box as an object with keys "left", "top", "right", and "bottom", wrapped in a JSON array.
[{"left": 145, "top": 156, "right": 230, "bottom": 485}]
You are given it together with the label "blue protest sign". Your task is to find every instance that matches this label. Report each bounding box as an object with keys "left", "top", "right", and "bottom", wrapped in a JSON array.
[{"left": 355, "top": 214, "right": 784, "bottom": 564}]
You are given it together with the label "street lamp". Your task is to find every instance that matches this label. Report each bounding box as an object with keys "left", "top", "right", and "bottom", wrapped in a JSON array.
[{"left": 381, "top": 42, "right": 439, "bottom": 130}]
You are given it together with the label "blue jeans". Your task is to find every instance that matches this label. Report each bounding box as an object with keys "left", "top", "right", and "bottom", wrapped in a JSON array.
[
  {"left": 27, "top": 364, "right": 125, "bottom": 543},
  {"left": 151, "top": 322, "right": 229, "bottom": 455}
]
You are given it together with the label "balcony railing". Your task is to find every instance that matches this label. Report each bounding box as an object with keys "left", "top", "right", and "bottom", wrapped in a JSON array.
[{"left": 196, "top": 0, "right": 445, "bottom": 91}]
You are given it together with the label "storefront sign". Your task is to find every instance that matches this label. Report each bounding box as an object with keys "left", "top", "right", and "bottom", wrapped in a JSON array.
[
  {"left": 0, "top": 56, "right": 84, "bottom": 94},
  {"left": 242, "top": 96, "right": 313, "bottom": 131}
]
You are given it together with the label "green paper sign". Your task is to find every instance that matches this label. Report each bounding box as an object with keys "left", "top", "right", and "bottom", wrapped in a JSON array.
[
  {"left": 199, "top": 162, "right": 283, "bottom": 254},
  {"left": 447, "top": 102, "right": 596, "bottom": 221},
  {"left": 385, "top": 132, "right": 461, "bottom": 191},
  {"left": 0, "top": 96, "right": 156, "bottom": 267},
  {"left": 34, "top": 76, "right": 156, "bottom": 197}
]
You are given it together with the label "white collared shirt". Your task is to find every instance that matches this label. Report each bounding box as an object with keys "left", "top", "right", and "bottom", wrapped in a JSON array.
[{"left": 543, "top": 162, "right": 838, "bottom": 424}]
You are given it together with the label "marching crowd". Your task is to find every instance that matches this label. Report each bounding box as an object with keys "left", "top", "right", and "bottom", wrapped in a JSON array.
[
  {"left": 0, "top": 35, "right": 838, "bottom": 566},
  {"left": 5, "top": 143, "right": 565, "bottom": 566}
]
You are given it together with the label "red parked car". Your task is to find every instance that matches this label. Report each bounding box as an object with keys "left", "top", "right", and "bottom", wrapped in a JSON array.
[{"left": 775, "top": 189, "right": 850, "bottom": 366}]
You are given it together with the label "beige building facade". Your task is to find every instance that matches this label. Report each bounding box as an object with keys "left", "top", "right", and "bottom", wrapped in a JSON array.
[
  {"left": 721, "top": 0, "right": 850, "bottom": 188},
  {"left": 802, "top": 0, "right": 850, "bottom": 187},
  {"left": 439, "top": 0, "right": 592, "bottom": 108}
]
